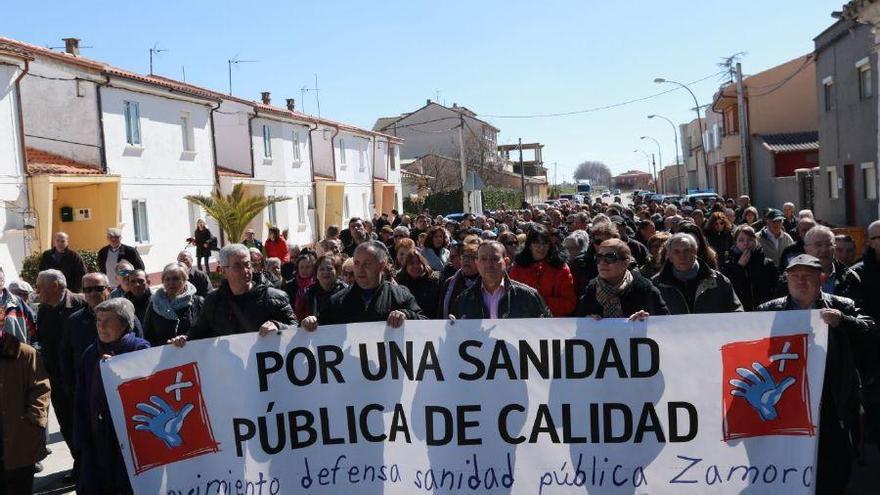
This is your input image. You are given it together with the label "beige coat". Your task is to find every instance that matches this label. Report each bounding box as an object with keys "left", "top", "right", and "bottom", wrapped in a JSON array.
[{"left": 0, "top": 334, "right": 50, "bottom": 469}]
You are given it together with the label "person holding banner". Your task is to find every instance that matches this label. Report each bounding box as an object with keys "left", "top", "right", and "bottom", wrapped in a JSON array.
[
  {"left": 575, "top": 239, "right": 668, "bottom": 320},
  {"left": 74, "top": 298, "right": 149, "bottom": 495},
  {"left": 454, "top": 241, "right": 551, "bottom": 319},
  {"left": 306, "top": 241, "right": 425, "bottom": 330},
  {"left": 170, "top": 244, "right": 295, "bottom": 346},
  {"left": 651, "top": 233, "right": 743, "bottom": 315},
  {"left": 758, "top": 254, "right": 877, "bottom": 493}
]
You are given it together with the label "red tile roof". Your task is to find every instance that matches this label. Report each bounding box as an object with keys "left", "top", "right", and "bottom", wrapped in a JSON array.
[
  {"left": 216, "top": 166, "right": 251, "bottom": 178},
  {"left": 105, "top": 69, "right": 220, "bottom": 102},
  {"left": 25, "top": 147, "right": 102, "bottom": 175},
  {"left": 0, "top": 37, "right": 104, "bottom": 71}
]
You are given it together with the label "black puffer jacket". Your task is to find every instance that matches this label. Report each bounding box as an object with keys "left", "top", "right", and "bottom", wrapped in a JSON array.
[
  {"left": 187, "top": 282, "right": 295, "bottom": 340},
  {"left": 721, "top": 247, "right": 778, "bottom": 311},
  {"left": 758, "top": 293, "right": 876, "bottom": 473},
  {"left": 143, "top": 295, "right": 205, "bottom": 347},
  {"left": 396, "top": 272, "right": 443, "bottom": 319},
  {"left": 301, "top": 280, "right": 347, "bottom": 320},
  {"left": 319, "top": 281, "right": 426, "bottom": 325},
  {"left": 651, "top": 260, "right": 743, "bottom": 315},
  {"left": 849, "top": 249, "right": 879, "bottom": 321},
  {"left": 576, "top": 270, "right": 669, "bottom": 318},
  {"left": 454, "top": 275, "right": 551, "bottom": 319}
]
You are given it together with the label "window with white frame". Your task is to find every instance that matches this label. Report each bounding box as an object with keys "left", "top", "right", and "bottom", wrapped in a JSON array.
[
  {"left": 262, "top": 125, "right": 272, "bottom": 159},
  {"left": 124, "top": 101, "right": 141, "bottom": 145},
  {"left": 180, "top": 112, "right": 194, "bottom": 152},
  {"left": 267, "top": 200, "right": 277, "bottom": 226},
  {"left": 858, "top": 58, "right": 873, "bottom": 99},
  {"left": 131, "top": 199, "right": 150, "bottom": 242},
  {"left": 292, "top": 131, "right": 301, "bottom": 163},
  {"left": 827, "top": 167, "right": 839, "bottom": 199},
  {"left": 823, "top": 77, "right": 834, "bottom": 112},
  {"left": 863, "top": 162, "right": 877, "bottom": 199},
  {"left": 297, "top": 196, "right": 306, "bottom": 224},
  {"left": 390, "top": 145, "right": 396, "bottom": 171},
  {"left": 339, "top": 138, "right": 347, "bottom": 168},
  {"left": 358, "top": 140, "right": 367, "bottom": 172}
]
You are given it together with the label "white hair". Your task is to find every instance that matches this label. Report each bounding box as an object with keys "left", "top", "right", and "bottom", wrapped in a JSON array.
[
  {"left": 95, "top": 298, "right": 136, "bottom": 331},
  {"left": 804, "top": 225, "right": 834, "bottom": 245},
  {"left": 218, "top": 244, "right": 250, "bottom": 267},
  {"left": 83, "top": 271, "right": 110, "bottom": 286},
  {"left": 162, "top": 262, "right": 189, "bottom": 278},
  {"left": 798, "top": 209, "right": 814, "bottom": 220},
  {"left": 666, "top": 232, "right": 698, "bottom": 252},
  {"left": 106, "top": 227, "right": 122, "bottom": 237},
  {"left": 37, "top": 269, "right": 67, "bottom": 288},
  {"left": 265, "top": 257, "right": 281, "bottom": 270}
]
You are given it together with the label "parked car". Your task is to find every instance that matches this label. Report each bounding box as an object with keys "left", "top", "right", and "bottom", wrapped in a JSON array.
[
  {"left": 612, "top": 189, "right": 621, "bottom": 195},
  {"left": 602, "top": 191, "right": 612, "bottom": 198},
  {"left": 682, "top": 192, "right": 722, "bottom": 206},
  {"left": 647, "top": 193, "right": 665, "bottom": 203},
  {"left": 445, "top": 213, "right": 466, "bottom": 222}
]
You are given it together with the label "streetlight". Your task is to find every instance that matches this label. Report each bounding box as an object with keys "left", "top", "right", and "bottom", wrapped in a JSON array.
[
  {"left": 633, "top": 149, "right": 654, "bottom": 192},
  {"left": 654, "top": 77, "right": 709, "bottom": 188},
  {"left": 648, "top": 114, "right": 684, "bottom": 194},
  {"left": 640, "top": 136, "right": 662, "bottom": 193}
]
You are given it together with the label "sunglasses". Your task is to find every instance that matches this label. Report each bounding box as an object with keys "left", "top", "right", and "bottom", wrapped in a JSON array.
[
  {"left": 595, "top": 252, "right": 623, "bottom": 264},
  {"left": 117, "top": 269, "right": 131, "bottom": 277},
  {"left": 83, "top": 285, "right": 108, "bottom": 294}
]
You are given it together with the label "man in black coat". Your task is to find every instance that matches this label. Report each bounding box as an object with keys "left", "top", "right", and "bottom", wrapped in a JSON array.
[
  {"left": 96, "top": 228, "right": 144, "bottom": 282},
  {"left": 757, "top": 254, "right": 876, "bottom": 493},
  {"left": 301, "top": 241, "right": 425, "bottom": 330},
  {"left": 34, "top": 269, "right": 86, "bottom": 481},
  {"left": 38, "top": 232, "right": 87, "bottom": 293},
  {"left": 454, "top": 241, "right": 550, "bottom": 319},
  {"left": 170, "top": 244, "right": 295, "bottom": 345}
]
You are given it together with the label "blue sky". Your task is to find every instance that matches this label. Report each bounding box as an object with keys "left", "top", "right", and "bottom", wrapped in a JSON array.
[{"left": 2, "top": 0, "right": 841, "bottom": 181}]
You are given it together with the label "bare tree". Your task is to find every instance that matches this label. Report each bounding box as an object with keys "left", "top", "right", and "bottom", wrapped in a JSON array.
[{"left": 574, "top": 161, "right": 612, "bottom": 187}]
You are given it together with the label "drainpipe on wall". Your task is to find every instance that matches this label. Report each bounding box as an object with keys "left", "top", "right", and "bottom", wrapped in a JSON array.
[
  {"left": 329, "top": 125, "right": 340, "bottom": 181},
  {"left": 247, "top": 110, "right": 258, "bottom": 178},
  {"left": 12, "top": 59, "right": 33, "bottom": 253},
  {"left": 96, "top": 74, "right": 110, "bottom": 173},
  {"left": 209, "top": 100, "right": 221, "bottom": 188},
  {"left": 306, "top": 121, "right": 320, "bottom": 242},
  {"left": 369, "top": 136, "right": 377, "bottom": 220}
]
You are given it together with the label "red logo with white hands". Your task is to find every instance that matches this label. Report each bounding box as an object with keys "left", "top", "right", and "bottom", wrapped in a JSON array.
[{"left": 117, "top": 362, "right": 220, "bottom": 473}]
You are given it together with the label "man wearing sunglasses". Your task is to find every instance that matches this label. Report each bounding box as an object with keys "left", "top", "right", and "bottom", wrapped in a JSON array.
[{"left": 97, "top": 228, "right": 144, "bottom": 283}]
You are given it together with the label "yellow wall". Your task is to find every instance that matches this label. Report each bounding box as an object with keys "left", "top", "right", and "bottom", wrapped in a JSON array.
[
  {"left": 29, "top": 176, "right": 121, "bottom": 253},
  {"left": 316, "top": 181, "right": 344, "bottom": 235}
]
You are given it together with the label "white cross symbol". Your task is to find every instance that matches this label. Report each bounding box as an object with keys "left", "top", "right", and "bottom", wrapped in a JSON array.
[
  {"left": 769, "top": 341, "right": 799, "bottom": 372},
  {"left": 164, "top": 371, "right": 193, "bottom": 402}
]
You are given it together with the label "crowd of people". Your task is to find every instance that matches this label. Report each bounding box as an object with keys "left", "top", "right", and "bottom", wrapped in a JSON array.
[{"left": 0, "top": 192, "right": 877, "bottom": 494}]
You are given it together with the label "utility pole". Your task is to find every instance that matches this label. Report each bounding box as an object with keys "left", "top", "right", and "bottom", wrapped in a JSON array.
[
  {"left": 554, "top": 161, "right": 558, "bottom": 192},
  {"left": 519, "top": 138, "right": 526, "bottom": 205},
  {"left": 149, "top": 44, "right": 168, "bottom": 75},
  {"left": 651, "top": 153, "right": 658, "bottom": 192},
  {"left": 735, "top": 62, "right": 751, "bottom": 197},
  {"left": 459, "top": 114, "right": 469, "bottom": 213}
]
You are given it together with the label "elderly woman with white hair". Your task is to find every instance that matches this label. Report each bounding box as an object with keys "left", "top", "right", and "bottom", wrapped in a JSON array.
[
  {"left": 143, "top": 263, "right": 204, "bottom": 347},
  {"left": 74, "top": 298, "right": 148, "bottom": 494}
]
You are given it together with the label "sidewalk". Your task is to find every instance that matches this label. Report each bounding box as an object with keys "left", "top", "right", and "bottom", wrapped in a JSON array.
[{"left": 33, "top": 407, "right": 74, "bottom": 495}]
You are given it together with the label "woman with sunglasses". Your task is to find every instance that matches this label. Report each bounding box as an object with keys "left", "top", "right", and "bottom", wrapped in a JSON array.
[
  {"left": 509, "top": 225, "right": 577, "bottom": 317},
  {"left": 576, "top": 239, "right": 669, "bottom": 319}
]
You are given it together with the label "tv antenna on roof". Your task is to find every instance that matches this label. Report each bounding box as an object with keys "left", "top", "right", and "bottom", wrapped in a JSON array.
[
  {"left": 227, "top": 56, "right": 258, "bottom": 96},
  {"left": 149, "top": 43, "right": 169, "bottom": 75},
  {"left": 300, "top": 74, "right": 321, "bottom": 118}
]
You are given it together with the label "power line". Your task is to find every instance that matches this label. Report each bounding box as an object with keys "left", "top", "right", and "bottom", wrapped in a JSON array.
[
  {"left": 747, "top": 55, "right": 815, "bottom": 98},
  {"left": 479, "top": 70, "right": 726, "bottom": 119}
]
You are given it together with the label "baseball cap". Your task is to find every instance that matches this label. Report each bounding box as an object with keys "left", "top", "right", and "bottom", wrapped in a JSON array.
[
  {"left": 767, "top": 209, "right": 784, "bottom": 221},
  {"left": 785, "top": 254, "right": 822, "bottom": 272}
]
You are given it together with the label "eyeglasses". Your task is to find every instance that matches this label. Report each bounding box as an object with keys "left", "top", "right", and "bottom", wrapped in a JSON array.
[
  {"left": 595, "top": 252, "right": 622, "bottom": 264},
  {"left": 116, "top": 270, "right": 131, "bottom": 277},
  {"left": 83, "top": 286, "right": 108, "bottom": 294}
]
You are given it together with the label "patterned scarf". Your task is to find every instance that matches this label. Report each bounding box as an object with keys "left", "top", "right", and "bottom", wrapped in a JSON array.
[{"left": 594, "top": 269, "right": 633, "bottom": 318}]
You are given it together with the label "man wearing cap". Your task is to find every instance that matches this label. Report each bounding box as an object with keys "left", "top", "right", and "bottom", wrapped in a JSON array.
[
  {"left": 241, "top": 228, "right": 264, "bottom": 254},
  {"left": 758, "top": 254, "right": 876, "bottom": 492},
  {"left": 757, "top": 209, "right": 794, "bottom": 268},
  {"left": 97, "top": 228, "right": 144, "bottom": 284}
]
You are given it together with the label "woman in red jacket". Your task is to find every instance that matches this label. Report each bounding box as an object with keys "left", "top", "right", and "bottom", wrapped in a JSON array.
[
  {"left": 264, "top": 227, "right": 290, "bottom": 263},
  {"left": 509, "top": 225, "right": 577, "bottom": 316}
]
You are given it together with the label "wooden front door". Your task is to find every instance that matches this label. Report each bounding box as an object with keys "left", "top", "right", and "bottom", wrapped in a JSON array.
[
  {"left": 725, "top": 159, "right": 739, "bottom": 198},
  {"left": 844, "top": 164, "right": 856, "bottom": 226}
]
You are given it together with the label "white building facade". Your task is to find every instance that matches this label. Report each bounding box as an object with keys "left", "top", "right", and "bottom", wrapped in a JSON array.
[{"left": 0, "top": 48, "right": 30, "bottom": 279}]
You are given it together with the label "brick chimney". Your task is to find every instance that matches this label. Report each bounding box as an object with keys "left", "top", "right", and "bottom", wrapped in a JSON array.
[
  {"left": 260, "top": 92, "right": 271, "bottom": 105},
  {"left": 286, "top": 98, "right": 295, "bottom": 111},
  {"left": 62, "top": 38, "right": 80, "bottom": 56},
  {"left": 426, "top": 99, "right": 431, "bottom": 105}
]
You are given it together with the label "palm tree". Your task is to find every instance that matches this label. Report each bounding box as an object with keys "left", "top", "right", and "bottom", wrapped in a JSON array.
[{"left": 185, "top": 184, "right": 290, "bottom": 245}]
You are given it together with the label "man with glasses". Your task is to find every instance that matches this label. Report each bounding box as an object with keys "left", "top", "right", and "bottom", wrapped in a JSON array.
[
  {"left": 97, "top": 228, "right": 144, "bottom": 286},
  {"left": 171, "top": 244, "right": 295, "bottom": 345}
]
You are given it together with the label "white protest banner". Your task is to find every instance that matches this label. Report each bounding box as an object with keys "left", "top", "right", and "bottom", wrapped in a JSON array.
[{"left": 101, "top": 310, "right": 827, "bottom": 494}]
